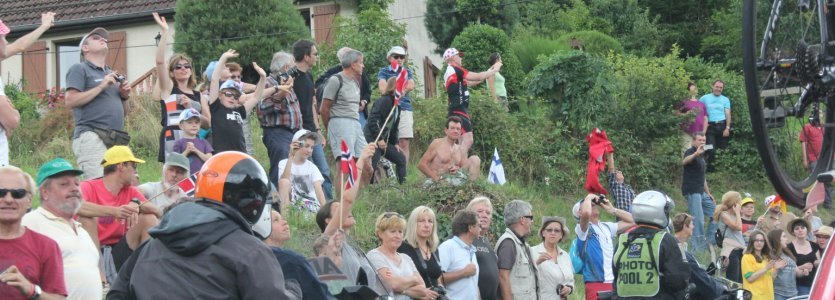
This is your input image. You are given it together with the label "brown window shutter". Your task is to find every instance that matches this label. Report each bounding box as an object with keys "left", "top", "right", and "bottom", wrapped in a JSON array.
[
  {"left": 22, "top": 41, "right": 47, "bottom": 93},
  {"left": 313, "top": 4, "right": 339, "bottom": 44},
  {"left": 106, "top": 31, "right": 127, "bottom": 75}
]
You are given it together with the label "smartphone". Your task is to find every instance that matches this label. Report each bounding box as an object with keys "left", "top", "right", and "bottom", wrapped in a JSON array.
[{"left": 704, "top": 144, "right": 714, "bottom": 150}]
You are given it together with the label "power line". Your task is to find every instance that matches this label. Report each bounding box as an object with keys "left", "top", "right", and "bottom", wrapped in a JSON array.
[{"left": 10, "top": 0, "right": 537, "bottom": 56}]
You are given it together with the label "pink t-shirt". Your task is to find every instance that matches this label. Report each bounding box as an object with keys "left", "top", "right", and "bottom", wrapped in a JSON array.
[
  {"left": 0, "top": 229, "right": 67, "bottom": 299},
  {"left": 80, "top": 179, "right": 146, "bottom": 245},
  {"left": 680, "top": 99, "right": 707, "bottom": 135}
]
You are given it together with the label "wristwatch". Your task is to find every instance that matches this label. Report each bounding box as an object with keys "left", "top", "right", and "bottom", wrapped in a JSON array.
[{"left": 29, "top": 284, "right": 41, "bottom": 300}]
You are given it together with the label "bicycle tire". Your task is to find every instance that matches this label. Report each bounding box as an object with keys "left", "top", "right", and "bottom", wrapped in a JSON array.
[{"left": 742, "top": 0, "right": 835, "bottom": 208}]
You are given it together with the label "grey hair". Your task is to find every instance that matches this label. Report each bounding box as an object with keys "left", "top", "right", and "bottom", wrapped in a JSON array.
[
  {"left": 503, "top": 199, "right": 532, "bottom": 226},
  {"left": 336, "top": 47, "right": 353, "bottom": 61},
  {"left": 340, "top": 50, "right": 363, "bottom": 69},
  {"left": 270, "top": 51, "right": 295, "bottom": 74}
]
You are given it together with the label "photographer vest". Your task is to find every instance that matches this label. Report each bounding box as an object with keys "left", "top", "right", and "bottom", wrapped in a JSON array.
[
  {"left": 496, "top": 228, "right": 539, "bottom": 299},
  {"left": 614, "top": 231, "right": 664, "bottom": 297}
]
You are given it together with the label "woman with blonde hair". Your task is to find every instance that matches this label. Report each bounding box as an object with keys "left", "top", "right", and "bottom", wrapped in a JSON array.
[
  {"left": 398, "top": 206, "right": 444, "bottom": 294},
  {"left": 741, "top": 230, "right": 776, "bottom": 300},
  {"left": 713, "top": 190, "right": 745, "bottom": 282},
  {"left": 152, "top": 12, "right": 209, "bottom": 162},
  {"left": 367, "top": 212, "right": 438, "bottom": 300}
]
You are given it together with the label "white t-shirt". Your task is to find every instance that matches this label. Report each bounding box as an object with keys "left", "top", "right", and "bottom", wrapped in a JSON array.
[
  {"left": 137, "top": 182, "right": 185, "bottom": 212},
  {"left": 0, "top": 76, "right": 8, "bottom": 166},
  {"left": 575, "top": 221, "right": 618, "bottom": 282},
  {"left": 278, "top": 158, "right": 324, "bottom": 212},
  {"left": 366, "top": 248, "right": 419, "bottom": 300},
  {"left": 438, "top": 236, "right": 480, "bottom": 300}
]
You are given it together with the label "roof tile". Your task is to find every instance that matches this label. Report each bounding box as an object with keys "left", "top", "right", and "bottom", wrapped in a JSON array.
[{"left": 0, "top": 0, "right": 176, "bottom": 28}]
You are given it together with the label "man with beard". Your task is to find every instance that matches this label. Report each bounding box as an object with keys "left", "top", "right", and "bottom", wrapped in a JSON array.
[{"left": 23, "top": 158, "right": 101, "bottom": 299}]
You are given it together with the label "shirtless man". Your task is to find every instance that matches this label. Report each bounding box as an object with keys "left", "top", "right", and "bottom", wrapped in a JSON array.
[{"left": 419, "top": 116, "right": 481, "bottom": 184}]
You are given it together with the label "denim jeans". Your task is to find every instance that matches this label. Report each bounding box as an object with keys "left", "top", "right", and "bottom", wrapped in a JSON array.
[
  {"left": 685, "top": 192, "right": 717, "bottom": 253},
  {"left": 262, "top": 126, "right": 294, "bottom": 186},
  {"left": 310, "top": 143, "right": 333, "bottom": 200},
  {"left": 797, "top": 285, "right": 811, "bottom": 296}
]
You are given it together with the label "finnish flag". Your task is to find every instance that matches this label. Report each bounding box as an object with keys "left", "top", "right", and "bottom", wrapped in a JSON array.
[{"left": 488, "top": 148, "right": 506, "bottom": 185}]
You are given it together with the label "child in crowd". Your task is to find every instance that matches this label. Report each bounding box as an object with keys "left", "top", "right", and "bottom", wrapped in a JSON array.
[
  {"left": 278, "top": 130, "right": 326, "bottom": 213},
  {"left": 207, "top": 49, "right": 267, "bottom": 153},
  {"left": 173, "top": 108, "right": 213, "bottom": 174}
]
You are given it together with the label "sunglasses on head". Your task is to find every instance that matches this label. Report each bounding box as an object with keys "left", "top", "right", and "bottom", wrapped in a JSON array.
[
  {"left": 392, "top": 54, "right": 406, "bottom": 60},
  {"left": 223, "top": 91, "right": 241, "bottom": 100},
  {"left": 174, "top": 64, "right": 192, "bottom": 70},
  {"left": 382, "top": 212, "right": 404, "bottom": 219},
  {"left": 0, "top": 188, "right": 28, "bottom": 199}
]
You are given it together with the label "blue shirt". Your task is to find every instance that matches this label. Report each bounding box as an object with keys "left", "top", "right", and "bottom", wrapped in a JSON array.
[
  {"left": 377, "top": 66, "right": 415, "bottom": 111},
  {"left": 699, "top": 93, "right": 731, "bottom": 122},
  {"left": 271, "top": 247, "right": 335, "bottom": 300}
]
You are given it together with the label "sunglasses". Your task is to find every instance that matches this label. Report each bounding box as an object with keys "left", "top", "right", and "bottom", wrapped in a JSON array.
[
  {"left": 222, "top": 91, "right": 241, "bottom": 100},
  {"left": 0, "top": 188, "right": 28, "bottom": 199},
  {"left": 382, "top": 212, "right": 404, "bottom": 219},
  {"left": 230, "top": 75, "right": 242, "bottom": 79},
  {"left": 392, "top": 54, "right": 406, "bottom": 60},
  {"left": 523, "top": 215, "right": 534, "bottom": 221},
  {"left": 89, "top": 35, "right": 108, "bottom": 43},
  {"left": 174, "top": 64, "right": 192, "bottom": 70},
  {"left": 816, "top": 235, "right": 831, "bottom": 239},
  {"left": 544, "top": 228, "right": 562, "bottom": 233}
]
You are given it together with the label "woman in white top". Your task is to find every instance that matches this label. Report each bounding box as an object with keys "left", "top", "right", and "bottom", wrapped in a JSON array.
[
  {"left": 366, "top": 212, "right": 438, "bottom": 300},
  {"left": 531, "top": 216, "right": 575, "bottom": 299}
]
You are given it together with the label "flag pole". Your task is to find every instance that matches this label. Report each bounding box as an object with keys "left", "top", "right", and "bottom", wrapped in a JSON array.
[
  {"left": 373, "top": 105, "right": 397, "bottom": 144},
  {"left": 139, "top": 171, "right": 198, "bottom": 207},
  {"left": 339, "top": 171, "right": 345, "bottom": 232}
]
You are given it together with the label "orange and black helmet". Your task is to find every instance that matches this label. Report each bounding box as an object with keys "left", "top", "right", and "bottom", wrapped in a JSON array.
[{"left": 195, "top": 151, "right": 271, "bottom": 225}]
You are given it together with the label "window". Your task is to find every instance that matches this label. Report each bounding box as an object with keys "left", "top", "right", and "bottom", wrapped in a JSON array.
[{"left": 56, "top": 42, "right": 80, "bottom": 89}]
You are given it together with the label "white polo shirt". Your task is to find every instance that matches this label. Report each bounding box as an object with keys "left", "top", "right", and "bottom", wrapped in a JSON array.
[
  {"left": 438, "top": 236, "right": 480, "bottom": 300},
  {"left": 22, "top": 207, "right": 102, "bottom": 300}
]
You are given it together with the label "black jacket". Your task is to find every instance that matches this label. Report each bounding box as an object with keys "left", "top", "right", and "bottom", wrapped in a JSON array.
[
  {"left": 363, "top": 94, "right": 400, "bottom": 145},
  {"left": 613, "top": 226, "right": 690, "bottom": 300},
  {"left": 107, "top": 201, "right": 300, "bottom": 300}
]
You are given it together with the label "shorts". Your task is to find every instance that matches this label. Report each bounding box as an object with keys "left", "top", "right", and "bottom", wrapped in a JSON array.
[
  {"left": 398, "top": 110, "right": 414, "bottom": 138},
  {"left": 328, "top": 117, "right": 367, "bottom": 159},
  {"left": 72, "top": 131, "right": 108, "bottom": 179},
  {"left": 449, "top": 111, "right": 473, "bottom": 133},
  {"left": 423, "top": 170, "right": 468, "bottom": 187}
]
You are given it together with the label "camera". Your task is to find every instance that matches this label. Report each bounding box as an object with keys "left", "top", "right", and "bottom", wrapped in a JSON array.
[
  {"left": 592, "top": 194, "right": 607, "bottom": 206},
  {"left": 429, "top": 286, "right": 449, "bottom": 300},
  {"left": 114, "top": 73, "right": 126, "bottom": 84},
  {"left": 278, "top": 72, "right": 291, "bottom": 83},
  {"left": 297, "top": 141, "right": 306, "bottom": 148},
  {"left": 703, "top": 144, "right": 714, "bottom": 150}
]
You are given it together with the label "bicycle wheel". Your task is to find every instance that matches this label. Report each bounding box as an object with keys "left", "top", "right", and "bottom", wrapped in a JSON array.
[{"left": 742, "top": 0, "right": 835, "bottom": 208}]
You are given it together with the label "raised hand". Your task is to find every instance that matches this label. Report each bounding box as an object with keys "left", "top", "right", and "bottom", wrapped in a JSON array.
[
  {"left": 221, "top": 49, "right": 239, "bottom": 60},
  {"left": 152, "top": 12, "right": 168, "bottom": 31},
  {"left": 40, "top": 12, "right": 56, "bottom": 29},
  {"left": 252, "top": 62, "right": 266, "bottom": 77}
]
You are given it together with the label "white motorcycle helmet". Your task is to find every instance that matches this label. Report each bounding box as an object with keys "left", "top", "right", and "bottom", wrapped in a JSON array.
[{"left": 630, "top": 190, "right": 674, "bottom": 228}]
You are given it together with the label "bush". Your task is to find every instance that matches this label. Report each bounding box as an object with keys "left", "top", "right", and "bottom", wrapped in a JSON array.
[
  {"left": 553, "top": 31, "right": 624, "bottom": 57},
  {"left": 424, "top": 0, "right": 519, "bottom": 53},
  {"left": 174, "top": 0, "right": 307, "bottom": 81},
  {"left": 450, "top": 24, "right": 525, "bottom": 98},
  {"left": 510, "top": 30, "right": 564, "bottom": 73}
]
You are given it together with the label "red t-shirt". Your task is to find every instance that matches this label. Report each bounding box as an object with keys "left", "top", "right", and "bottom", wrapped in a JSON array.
[
  {"left": 800, "top": 124, "right": 824, "bottom": 163},
  {"left": 0, "top": 229, "right": 67, "bottom": 299},
  {"left": 80, "top": 179, "right": 146, "bottom": 245}
]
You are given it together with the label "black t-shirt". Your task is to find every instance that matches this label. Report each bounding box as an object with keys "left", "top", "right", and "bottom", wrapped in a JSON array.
[
  {"left": 473, "top": 236, "right": 500, "bottom": 300},
  {"left": 397, "top": 243, "right": 443, "bottom": 287},
  {"left": 681, "top": 147, "right": 706, "bottom": 195},
  {"left": 292, "top": 67, "right": 317, "bottom": 131},
  {"left": 788, "top": 241, "right": 821, "bottom": 286},
  {"left": 210, "top": 100, "right": 247, "bottom": 153}
]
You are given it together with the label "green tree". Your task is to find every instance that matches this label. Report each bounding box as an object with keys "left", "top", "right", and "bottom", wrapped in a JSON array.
[
  {"left": 317, "top": 6, "right": 407, "bottom": 82},
  {"left": 174, "top": 0, "right": 307, "bottom": 80},
  {"left": 450, "top": 24, "right": 525, "bottom": 97},
  {"left": 425, "top": 0, "right": 519, "bottom": 53}
]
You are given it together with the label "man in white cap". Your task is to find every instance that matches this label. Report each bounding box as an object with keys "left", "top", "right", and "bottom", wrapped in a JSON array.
[
  {"left": 377, "top": 46, "right": 416, "bottom": 161},
  {"left": 278, "top": 129, "right": 326, "bottom": 213},
  {"left": 137, "top": 153, "right": 190, "bottom": 212},
  {"left": 442, "top": 47, "right": 502, "bottom": 155},
  {"left": 65, "top": 27, "right": 132, "bottom": 179}
]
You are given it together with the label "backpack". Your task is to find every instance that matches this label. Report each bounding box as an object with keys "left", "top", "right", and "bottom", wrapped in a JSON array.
[
  {"left": 569, "top": 237, "right": 586, "bottom": 274},
  {"left": 315, "top": 72, "right": 343, "bottom": 111}
]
